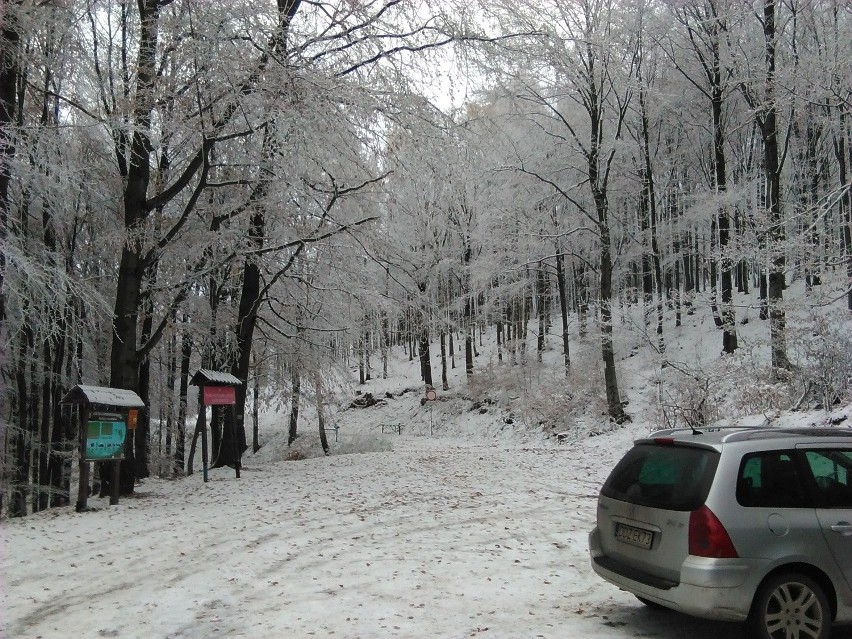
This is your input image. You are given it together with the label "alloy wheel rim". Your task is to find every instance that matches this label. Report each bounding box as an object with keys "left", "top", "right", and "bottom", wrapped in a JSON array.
[{"left": 763, "top": 581, "right": 824, "bottom": 639}]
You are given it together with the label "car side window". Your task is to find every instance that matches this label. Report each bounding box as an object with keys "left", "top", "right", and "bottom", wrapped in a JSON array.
[
  {"left": 803, "top": 449, "right": 852, "bottom": 509},
  {"left": 736, "top": 451, "right": 810, "bottom": 508}
]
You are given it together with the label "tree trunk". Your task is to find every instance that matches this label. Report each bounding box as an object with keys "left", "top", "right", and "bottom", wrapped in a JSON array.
[
  {"left": 365, "top": 330, "right": 372, "bottom": 381},
  {"left": 381, "top": 308, "right": 389, "bottom": 379},
  {"left": 462, "top": 242, "right": 474, "bottom": 377},
  {"left": 109, "top": 0, "right": 161, "bottom": 495},
  {"left": 229, "top": 0, "right": 303, "bottom": 461},
  {"left": 186, "top": 408, "right": 203, "bottom": 477},
  {"left": 224, "top": 209, "right": 262, "bottom": 465},
  {"left": 419, "top": 326, "right": 433, "bottom": 387},
  {"left": 440, "top": 331, "right": 449, "bottom": 390},
  {"left": 288, "top": 371, "right": 301, "bottom": 446},
  {"left": 0, "top": 0, "right": 22, "bottom": 334},
  {"left": 555, "top": 250, "right": 571, "bottom": 374},
  {"left": 9, "top": 333, "right": 32, "bottom": 517},
  {"left": 637, "top": 78, "right": 665, "bottom": 354},
  {"left": 175, "top": 329, "right": 190, "bottom": 475},
  {"left": 709, "top": 217, "right": 723, "bottom": 329},
  {"left": 164, "top": 331, "right": 178, "bottom": 475},
  {"left": 682, "top": 230, "right": 694, "bottom": 315},
  {"left": 584, "top": 34, "right": 628, "bottom": 423},
  {"left": 135, "top": 295, "right": 154, "bottom": 480},
  {"left": 464, "top": 318, "right": 474, "bottom": 378},
  {"left": 599, "top": 219, "right": 628, "bottom": 424},
  {"left": 316, "top": 376, "right": 329, "bottom": 455},
  {"left": 47, "top": 312, "right": 70, "bottom": 507},
  {"left": 537, "top": 264, "right": 546, "bottom": 362},
  {"left": 835, "top": 108, "right": 851, "bottom": 310},
  {"left": 253, "top": 373, "right": 260, "bottom": 453},
  {"left": 760, "top": 0, "right": 790, "bottom": 371}
]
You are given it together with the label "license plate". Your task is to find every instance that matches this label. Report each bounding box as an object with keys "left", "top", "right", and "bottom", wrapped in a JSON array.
[{"left": 615, "top": 522, "right": 654, "bottom": 549}]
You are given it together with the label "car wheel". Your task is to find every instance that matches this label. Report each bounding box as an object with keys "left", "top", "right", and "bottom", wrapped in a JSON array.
[
  {"left": 748, "top": 572, "right": 831, "bottom": 639},
  {"left": 635, "top": 595, "right": 667, "bottom": 611}
]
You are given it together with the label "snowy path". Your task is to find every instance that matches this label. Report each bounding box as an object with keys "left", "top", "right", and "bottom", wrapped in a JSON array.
[{"left": 3, "top": 433, "right": 850, "bottom": 639}]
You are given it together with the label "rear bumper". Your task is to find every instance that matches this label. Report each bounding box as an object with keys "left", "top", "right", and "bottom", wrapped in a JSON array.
[{"left": 589, "top": 527, "right": 757, "bottom": 622}]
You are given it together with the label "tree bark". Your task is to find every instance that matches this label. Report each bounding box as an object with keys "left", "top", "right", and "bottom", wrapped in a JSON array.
[
  {"left": 462, "top": 241, "right": 474, "bottom": 377},
  {"left": 288, "top": 371, "right": 301, "bottom": 446},
  {"left": 9, "top": 333, "right": 32, "bottom": 517},
  {"left": 440, "top": 331, "right": 449, "bottom": 390},
  {"left": 835, "top": 107, "right": 851, "bottom": 310},
  {"left": 555, "top": 250, "right": 571, "bottom": 374},
  {"left": 108, "top": 0, "right": 161, "bottom": 494},
  {"left": 316, "top": 376, "right": 329, "bottom": 455},
  {"left": 714, "top": 114, "right": 737, "bottom": 351},
  {"left": 227, "top": 0, "right": 302, "bottom": 467},
  {"left": 536, "top": 264, "right": 546, "bottom": 362},
  {"left": 0, "top": 0, "right": 22, "bottom": 332},
  {"left": 175, "top": 329, "right": 190, "bottom": 475},
  {"left": 584, "top": 32, "right": 628, "bottom": 424},
  {"left": 253, "top": 372, "right": 260, "bottom": 453},
  {"left": 759, "top": 0, "right": 790, "bottom": 371}
]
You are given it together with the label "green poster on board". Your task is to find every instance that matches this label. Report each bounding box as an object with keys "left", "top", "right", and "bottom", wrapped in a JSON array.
[{"left": 85, "top": 414, "right": 127, "bottom": 461}]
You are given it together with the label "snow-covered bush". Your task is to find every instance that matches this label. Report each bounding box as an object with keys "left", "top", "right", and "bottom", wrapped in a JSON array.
[
  {"left": 464, "top": 349, "right": 607, "bottom": 438},
  {"left": 790, "top": 314, "right": 852, "bottom": 410},
  {"left": 655, "top": 354, "right": 794, "bottom": 430},
  {"left": 256, "top": 431, "right": 393, "bottom": 463}
]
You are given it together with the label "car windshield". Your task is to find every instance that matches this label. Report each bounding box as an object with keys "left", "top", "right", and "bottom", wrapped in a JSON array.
[{"left": 601, "top": 443, "right": 720, "bottom": 511}]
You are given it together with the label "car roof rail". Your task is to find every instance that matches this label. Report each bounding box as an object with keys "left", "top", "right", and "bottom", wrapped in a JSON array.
[
  {"left": 648, "top": 425, "right": 765, "bottom": 438},
  {"left": 647, "top": 424, "right": 852, "bottom": 444},
  {"left": 720, "top": 426, "right": 852, "bottom": 443}
]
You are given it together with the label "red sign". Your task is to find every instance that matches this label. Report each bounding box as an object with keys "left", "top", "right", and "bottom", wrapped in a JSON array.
[
  {"left": 127, "top": 409, "right": 139, "bottom": 430},
  {"left": 203, "top": 386, "right": 236, "bottom": 405}
]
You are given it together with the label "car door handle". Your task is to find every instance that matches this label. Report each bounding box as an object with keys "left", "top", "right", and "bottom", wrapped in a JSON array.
[{"left": 831, "top": 522, "right": 852, "bottom": 536}]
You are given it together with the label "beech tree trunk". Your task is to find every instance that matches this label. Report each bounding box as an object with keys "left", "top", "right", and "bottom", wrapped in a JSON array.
[
  {"left": 108, "top": 0, "right": 160, "bottom": 494},
  {"left": 175, "top": 329, "right": 190, "bottom": 475},
  {"left": 288, "top": 372, "right": 301, "bottom": 446},
  {"left": 759, "top": 0, "right": 790, "bottom": 371},
  {"left": 316, "top": 376, "right": 329, "bottom": 455},
  {"left": 555, "top": 250, "right": 571, "bottom": 374}
]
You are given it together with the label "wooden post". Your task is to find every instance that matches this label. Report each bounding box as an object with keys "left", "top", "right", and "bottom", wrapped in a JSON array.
[
  {"left": 110, "top": 460, "right": 121, "bottom": 505},
  {"left": 75, "top": 406, "right": 90, "bottom": 512},
  {"left": 230, "top": 405, "right": 240, "bottom": 479},
  {"left": 200, "top": 388, "right": 209, "bottom": 482}
]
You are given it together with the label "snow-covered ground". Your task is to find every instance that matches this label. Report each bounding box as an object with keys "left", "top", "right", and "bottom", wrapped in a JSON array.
[
  {"left": 5, "top": 411, "right": 852, "bottom": 639},
  {"left": 4, "top": 281, "right": 852, "bottom": 638},
  {"left": 0, "top": 426, "right": 736, "bottom": 639}
]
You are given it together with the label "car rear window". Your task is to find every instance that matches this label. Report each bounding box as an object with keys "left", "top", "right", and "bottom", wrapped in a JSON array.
[{"left": 601, "top": 443, "right": 720, "bottom": 511}]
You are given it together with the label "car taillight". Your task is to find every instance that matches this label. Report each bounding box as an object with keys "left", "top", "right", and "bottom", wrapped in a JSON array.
[{"left": 688, "top": 505, "right": 738, "bottom": 558}]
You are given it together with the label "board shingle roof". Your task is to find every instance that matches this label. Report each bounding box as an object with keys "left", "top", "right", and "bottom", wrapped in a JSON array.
[
  {"left": 190, "top": 369, "right": 242, "bottom": 386},
  {"left": 61, "top": 385, "right": 146, "bottom": 408}
]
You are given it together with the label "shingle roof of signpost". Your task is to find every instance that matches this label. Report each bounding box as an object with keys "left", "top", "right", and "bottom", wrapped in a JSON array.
[
  {"left": 61, "top": 385, "right": 146, "bottom": 408},
  {"left": 190, "top": 369, "right": 242, "bottom": 386}
]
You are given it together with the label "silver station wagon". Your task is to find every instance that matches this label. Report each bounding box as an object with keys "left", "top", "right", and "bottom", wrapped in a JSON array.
[{"left": 589, "top": 426, "right": 852, "bottom": 639}]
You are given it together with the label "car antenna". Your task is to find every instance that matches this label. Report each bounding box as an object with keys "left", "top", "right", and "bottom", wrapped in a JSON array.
[{"left": 688, "top": 416, "right": 703, "bottom": 435}]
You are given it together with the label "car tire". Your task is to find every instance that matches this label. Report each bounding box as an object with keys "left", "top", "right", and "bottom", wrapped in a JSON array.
[
  {"left": 747, "top": 572, "right": 831, "bottom": 639},
  {"left": 635, "top": 595, "right": 668, "bottom": 611}
]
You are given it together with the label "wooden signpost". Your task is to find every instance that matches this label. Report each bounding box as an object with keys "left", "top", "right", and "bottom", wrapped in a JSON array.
[
  {"left": 190, "top": 369, "right": 242, "bottom": 482},
  {"left": 61, "top": 385, "right": 146, "bottom": 512}
]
